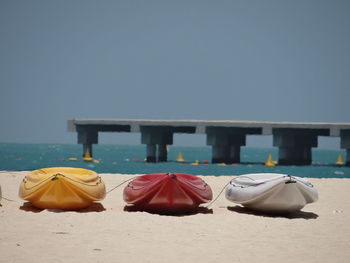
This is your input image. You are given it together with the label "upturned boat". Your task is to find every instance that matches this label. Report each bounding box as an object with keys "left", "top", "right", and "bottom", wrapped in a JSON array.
[
  {"left": 19, "top": 167, "right": 106, "bottom": 210},
  {"left": 123, "top": 172, "right": 213, "bottom": 213},
  {"left": 225, "top": 173, "right": 318, "bottom": 213}
]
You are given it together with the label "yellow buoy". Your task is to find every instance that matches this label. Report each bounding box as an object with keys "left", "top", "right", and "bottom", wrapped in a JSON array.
[
  {"left": 83, "top": 150, "right": 93, "bottom": 162},
  {"left": 265, "top": 154, "right": 276, "bottom": 167},
  {"left": 68, "top": 157, "right": 78, "bottom": 161},
  {"left": 336, "top": 155, "right": 344, "bottom": 165},
  {"left": 177, "top": 152, "right": 185, "bottom": 162},
  {"left": 190, "top": 160, "right": 199, "bottom": 165}
]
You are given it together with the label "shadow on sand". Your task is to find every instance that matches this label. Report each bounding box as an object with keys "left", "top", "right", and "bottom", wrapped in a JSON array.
[
  {"left": 123, "top": 205, "right": 213, "bottom": 217},
  {"left": 227, "top": 205, "right": 318, "bottom": 219},
  {"left": 19, "top": 202, "right": 106, "bottom": 213}
]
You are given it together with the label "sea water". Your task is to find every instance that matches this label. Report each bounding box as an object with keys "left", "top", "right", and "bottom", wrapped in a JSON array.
[{"left": 0, "top": 143, "right": 349, "bottom": 178}]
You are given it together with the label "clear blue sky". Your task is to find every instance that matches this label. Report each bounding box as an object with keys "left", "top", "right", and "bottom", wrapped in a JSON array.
[{"left": 1, "top": 0, "right": 349, "bottom": 148}]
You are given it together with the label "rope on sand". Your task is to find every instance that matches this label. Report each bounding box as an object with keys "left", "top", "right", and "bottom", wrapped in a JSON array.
[
  {"left": 205, "top": 177, "right": 235, "bottom": 209},
  {"left": 105, "top": 176, "right": 138, "bottom": 194},
  {"left": 1, "top": 184, "right": 16, "bottom": 204},
  {"left": 1, "top": 196, "right": 15, "bottom": 202}
]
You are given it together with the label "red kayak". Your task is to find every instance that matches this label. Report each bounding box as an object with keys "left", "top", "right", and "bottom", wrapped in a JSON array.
[{"left": 123, "top": 173, "right": 213, "bottom": 213}]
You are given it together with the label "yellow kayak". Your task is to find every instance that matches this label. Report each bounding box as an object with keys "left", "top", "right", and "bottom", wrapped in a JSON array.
[{"left": 19, "top": 167, "right": 106, "bottom": 210}]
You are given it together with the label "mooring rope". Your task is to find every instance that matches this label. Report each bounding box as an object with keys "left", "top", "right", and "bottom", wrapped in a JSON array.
[
  {"left": 0, "top": 173, "right": 239, "bottom": 208},
  {"left": 205, "top": 177, "right": 235, "bottom": 209},
  {"left": 1, "top": 196, "right": 15, "bottom": 202},
  {"left": 52, "top": 174, "right": 104, "bottom": 187},
  {"left": 22, "top": 176, "right": 57, "bottom": 190},
  {"left": 173, "top": 174, "right": 210, "bottom": 191},
  {"left": 105, "top": 176, "right": 139, "bottom": 194},
  {"left": 22, "top": 174, "right": 104, "bottom": 191},
  {"left": 0, "top": 175, "right": 139, "bottom": 206}
]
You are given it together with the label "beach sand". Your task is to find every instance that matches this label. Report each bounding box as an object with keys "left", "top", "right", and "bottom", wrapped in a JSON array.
[{"left": 1, "top": 171, "right": 350, "bottom": 263}]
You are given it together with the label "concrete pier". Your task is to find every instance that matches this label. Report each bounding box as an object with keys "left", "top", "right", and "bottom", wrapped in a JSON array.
[
  {"left": 340, "top": 130, "right": 350, "bottom": 166},
  {"left": 77, "top": 127, "right": 98, "bottom": 158},
  {"left": 68, "top": 119, "right": 350, "bottom": 165},
  {"left": 206, "top": 127, "right": 261, "bottom": 163},
  {"left": 140, "top": 126, "right": 173, "bottom": 162},
  {"left": 272, "top": 128, "right": 328, "bottom": 165}
]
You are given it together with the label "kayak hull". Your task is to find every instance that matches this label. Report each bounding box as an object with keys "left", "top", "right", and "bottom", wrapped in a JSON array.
[
  {"left": 225, "top": 173, "right": 318, "bottom": 213},
  {"left": 123, "top": 173, "right": 212, "bottom": 213},
  {"left": 19, "top": 167, "right": 106, "bottom": 210}
]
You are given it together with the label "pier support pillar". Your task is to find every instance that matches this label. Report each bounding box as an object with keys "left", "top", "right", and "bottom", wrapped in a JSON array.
[
  {"left": 146, "top": 144, "right": 157, "bottom": 162},
  {"left": 278, "top": 147, "right": 312, "bottom": 165},
  {"left": 157, "top": 144, "right": 168, "bottom": 162},
  {"left": 141, "top": 126, "right": 173, "bottom": 162},
  {"left": 230, "top": 145, "right": 241, "bottom": 163},
  {"left": 83, "top": 144, "right": 93, "bottom": 158},
  {"left": 273, "top": 129, "right": 318, "bottom": 165},
  {"left": 77, "top": 128, "right": 98, "bottom": 158},
  {"left": 206, "top": 127, "right": 246, "bottom": 163},
  {"left": 340, "top": 130, "right": 350, "bottom": 166},
  {"left": 212, "top": 145, "right": 230, "bottom": 163}
]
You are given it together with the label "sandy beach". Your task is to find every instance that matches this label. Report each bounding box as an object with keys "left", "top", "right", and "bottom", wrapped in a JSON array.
[{"left": 1, "top": 171, "right": 350, "bottom": 263}]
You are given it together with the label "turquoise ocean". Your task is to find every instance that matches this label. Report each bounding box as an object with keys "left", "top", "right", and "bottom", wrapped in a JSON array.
[{"left": 0, "top": 143, "right": 349, "bottom": 178}]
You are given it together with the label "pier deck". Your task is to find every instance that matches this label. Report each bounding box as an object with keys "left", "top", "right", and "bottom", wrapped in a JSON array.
[{"left": 68, "top": 119, "right": 350, "bottom": 165}]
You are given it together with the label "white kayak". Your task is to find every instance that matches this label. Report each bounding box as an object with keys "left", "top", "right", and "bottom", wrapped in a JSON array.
[{"left": 225, "top": 173, "right": 318, "bottom": 213}]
